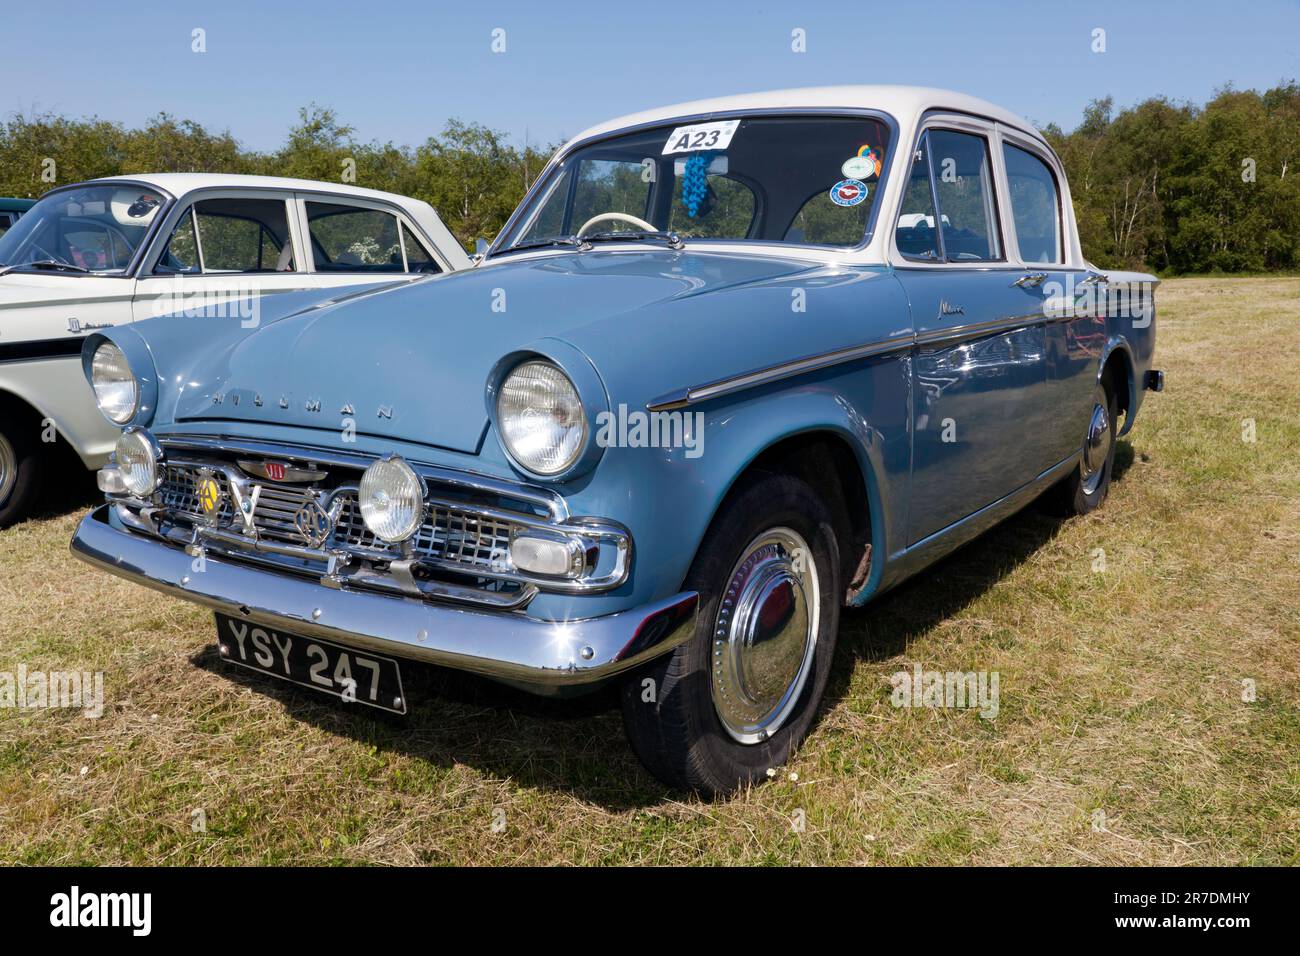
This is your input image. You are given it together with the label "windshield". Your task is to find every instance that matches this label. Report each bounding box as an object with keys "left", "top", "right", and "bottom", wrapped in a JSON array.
[
  {"left": 0, "top": 183, "right": 166, "bottom": 273},
  {"left": 498, "top": 114, "right": 892, "bottom": 253}
]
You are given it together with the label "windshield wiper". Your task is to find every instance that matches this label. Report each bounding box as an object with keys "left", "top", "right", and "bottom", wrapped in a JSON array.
[
  {"left": 499, "top": 236, "right": 585, "bottom": 254},
  {"left": 0, "top": 260, "right": 92, "bottom": 276},
  {"left": 579, "top": 230, "right": 685, "bottom": 251}
]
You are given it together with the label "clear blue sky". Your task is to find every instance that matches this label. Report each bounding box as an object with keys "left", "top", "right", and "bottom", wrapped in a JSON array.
[{"left": 1, "top": 0, "right": 1296, "bottom": 151}]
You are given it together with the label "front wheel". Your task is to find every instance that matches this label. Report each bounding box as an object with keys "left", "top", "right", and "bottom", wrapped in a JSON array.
[
  {"left": 0, "top": 417, "right": 43, "bottom": 529},
  {"left": 620, "top": 472, "right": 841, "bottom": 796}
]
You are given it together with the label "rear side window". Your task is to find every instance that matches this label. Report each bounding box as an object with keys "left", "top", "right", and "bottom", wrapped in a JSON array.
[
  {"left": 156, "top": 197, "right": 294, "bottom": 274},
  {"left": 1003, "top": 143, "right": 1062, "bottom": 263},
  {"left": 400, "top": 223, "right": 441, "bottom": 274},
  {"left": 927, "top": 129, "right": 1002, "bottom": 262},
  {"left": 306, "top": 202, "right": 404, "bottom": 273}
]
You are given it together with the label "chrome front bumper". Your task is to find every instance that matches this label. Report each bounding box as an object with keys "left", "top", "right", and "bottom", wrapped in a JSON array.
[{"left": 70, "top": 504, "right": 698, "bottom": 693}]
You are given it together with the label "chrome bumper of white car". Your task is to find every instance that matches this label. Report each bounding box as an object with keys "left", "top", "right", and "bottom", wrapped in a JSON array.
[{"left": 70, "top": 504, "right": 698, "bottom": 693}]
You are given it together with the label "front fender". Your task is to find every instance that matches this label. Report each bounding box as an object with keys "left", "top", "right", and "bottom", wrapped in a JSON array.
[
  {"left": 531, "top": 353, "right": 912, "bottom": 621},
  {"left": 0, "top": 356, "right": 117, "bottom": 466}
]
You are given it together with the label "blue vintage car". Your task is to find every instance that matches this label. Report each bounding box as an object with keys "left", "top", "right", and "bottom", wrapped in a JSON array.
[{"left": 71, "top": 87, "right": 1162, "bottom": 794}]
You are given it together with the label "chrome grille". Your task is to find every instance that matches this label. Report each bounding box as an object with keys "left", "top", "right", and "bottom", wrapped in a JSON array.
[
  {"left": 248, "top": 484, "right": 317, "bottom": 544},
  {"left": 160, "top": 465, "right": 233, "bottom": 521},
  {"left": 336, "top": 496, "right": 513, "bottom": 572},
  {"left": 158, "top": 462, "right": 518, "bottom": 573}
]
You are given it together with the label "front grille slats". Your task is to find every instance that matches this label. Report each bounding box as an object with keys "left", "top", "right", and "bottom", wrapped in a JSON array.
[{"left": 157, "top": 461, "right": 520, "bottom": 579}]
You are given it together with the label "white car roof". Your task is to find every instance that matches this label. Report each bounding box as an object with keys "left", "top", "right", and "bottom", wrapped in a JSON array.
[
  {"left": 87, "top": 173, "right": 472, "bottom": 270},
  {"left": 564, "top": 85, "right": 1046, "bottom": 149},
  {"left": 91, "top": 173, "right": 416, "bottom": 204}
]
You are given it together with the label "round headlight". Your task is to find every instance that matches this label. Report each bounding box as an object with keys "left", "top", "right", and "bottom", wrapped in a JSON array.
[
  {"left": 496, "top": 361, "right": 586, "bottom": 476},
  {"left": 115, "top": 428, "right": 160, "bottom": 496},
  {"left": 91, "top": 342, "right": 139, "bottom": 424},
  {"left": 359, "top": 456, "right": 425, "bottom": 543}
]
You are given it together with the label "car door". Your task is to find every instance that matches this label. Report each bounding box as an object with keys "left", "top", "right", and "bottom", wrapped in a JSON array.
[
  {"left": 1, "top": 198, "right": 146, "bottom": 339},
  {"left": 295, "top": 196, "right": 446, "bottom": 293},
  {"left": 132, "top": 191, "right": 317, "bottom": 326},
  {"left": 998, "top": 131, "right": 1108, "bottom": 465},
  {"left": 892, "top": 123, "right": 1055, "bottom": 545}
]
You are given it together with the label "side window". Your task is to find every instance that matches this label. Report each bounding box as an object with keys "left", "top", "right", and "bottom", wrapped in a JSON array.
[
  {"left": 1003, "top": 143, "right": 1062, "bottom": 263},
  {"left": 0, "top": 213, "right": 14, "bottom": 238},
  {"left": 399, "top": 223, "right": 442, "bottom": 274},
  {"left": 895, "top": 132, "right": 941, "bottom": 260},
  {"left": 927, "top": 129, "right": 1002, "bottom": 261},
  {"left": 306, "top": 202, "right": 403, "bottom": 273},
  {"left": 156, "top": 197, "right": 293, "bottom": 274},
  {"left": 155, "top": 210, "right": 200, "bottom": 274}
]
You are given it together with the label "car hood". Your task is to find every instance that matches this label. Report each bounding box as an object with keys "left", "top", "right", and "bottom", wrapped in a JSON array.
[{"left": 165, "top": 250, "right": 821, "bottom": 453}]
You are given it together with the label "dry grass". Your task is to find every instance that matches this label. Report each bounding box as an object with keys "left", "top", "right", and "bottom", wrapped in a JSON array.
[{"left": 0, "top": 276, "right": 1296, "bottom": 865}]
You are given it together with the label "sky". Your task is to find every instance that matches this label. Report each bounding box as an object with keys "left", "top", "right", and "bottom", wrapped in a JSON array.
[{"left": 1, "top": 0, "right": 1297, "bottom": 152}]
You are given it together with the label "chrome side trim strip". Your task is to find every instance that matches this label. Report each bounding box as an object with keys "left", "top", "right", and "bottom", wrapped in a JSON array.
[
  {"left": 648, "top": 303, "right": 1090, "bottom": 411},
  {"left": 914, "top": 310, "right": 1048, "bottom": 348},
  {"left": 646, "top": 334, "right": 914, "bottom": 411}
]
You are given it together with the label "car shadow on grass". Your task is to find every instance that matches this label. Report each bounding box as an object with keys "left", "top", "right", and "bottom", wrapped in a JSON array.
[
  {"left": 26, "top": 445, "right": 100, "bottom": 522},
  {"left": 189, "top": 440, "right": 1136, "bottom": 810}
]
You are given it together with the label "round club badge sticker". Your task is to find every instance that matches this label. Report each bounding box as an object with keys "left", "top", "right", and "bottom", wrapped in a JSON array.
[
  {"left": 842, "top": 145, "right": 882, "bottom": 180},
  {"left": 830, "top": 178, "right": 868, "bottom": 207},
  {"left": 841, "top": 155, "right": 875, "bottom": 179}
]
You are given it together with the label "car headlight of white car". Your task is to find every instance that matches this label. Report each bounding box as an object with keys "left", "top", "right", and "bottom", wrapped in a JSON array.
[
  {"left": 91, "top": 341, "right": 139, "bottom": 424},
  {"left": 496, "top": 360, "right": 587, "bottom": 476}
]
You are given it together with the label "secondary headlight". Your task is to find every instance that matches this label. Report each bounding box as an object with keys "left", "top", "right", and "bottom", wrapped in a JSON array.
[
  {"left": 115, "top": 428, "right": 161, "bottom": 496},
  {"left": 91, "top": 341, "right": 139, "bottom": 424},
  {"left": 359, "top": 456, "right": 425, "bottom": 543},
  {"left": 496, "top": 361, "right": 586, "bottom": 476}
]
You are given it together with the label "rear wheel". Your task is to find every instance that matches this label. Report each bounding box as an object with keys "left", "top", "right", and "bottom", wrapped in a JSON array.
[
  {"left": 620, "top": 472, "right": 841, "bottom": 796},
  {"left": 0, "top": 409, "right": 44, "bottom": 529},
  {"left": 1052, "top": 379, "right": 1118, "bottom": 516}
]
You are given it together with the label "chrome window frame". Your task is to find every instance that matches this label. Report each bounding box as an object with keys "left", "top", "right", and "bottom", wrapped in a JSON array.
[
  {"left": 897, "top": 119, "right": 1008, "bottom": 267},
  {"left": 890, "top": 113, "right": 1020, "bottom": 272}
]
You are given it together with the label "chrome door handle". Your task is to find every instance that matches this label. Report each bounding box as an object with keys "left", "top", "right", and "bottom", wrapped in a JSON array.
[
  {"left": 1012, "top": 273, "right": 1048, "bottom": 288},
  {"left": 1078, "top": 271, "right": 1109, "bottom": 287}
]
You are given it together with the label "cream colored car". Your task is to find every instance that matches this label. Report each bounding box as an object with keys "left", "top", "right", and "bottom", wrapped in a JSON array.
[{"left": 0, "top": 174, "right": 470, "bottom": 526}]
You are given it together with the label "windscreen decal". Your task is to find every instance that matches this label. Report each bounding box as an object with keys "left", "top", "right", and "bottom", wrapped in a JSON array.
[{"left": 662, "top": 119, "right": 740, "bottom": 155}]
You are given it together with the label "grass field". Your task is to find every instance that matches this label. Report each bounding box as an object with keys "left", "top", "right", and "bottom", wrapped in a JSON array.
[{"left": 1, "top": 276, "right": 1296, "bottom": 865}]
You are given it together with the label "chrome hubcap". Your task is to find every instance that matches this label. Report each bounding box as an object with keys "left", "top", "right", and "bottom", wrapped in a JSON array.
[
  {"left": 711, "top": 527, "right": 820, "bottom": 745},
  {"left": 1081, "top": 401, "right": 1111, "bottom": 495},
  {"left": 0, "top": 432, "right": 16, "bottom": 507}
]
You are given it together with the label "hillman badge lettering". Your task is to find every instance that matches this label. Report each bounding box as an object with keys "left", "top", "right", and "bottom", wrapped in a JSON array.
[{"left": 209, "top": 392, "right": 394, "bottom": 418}]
